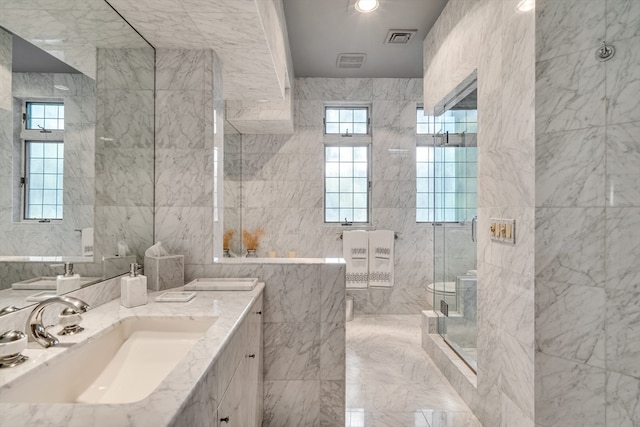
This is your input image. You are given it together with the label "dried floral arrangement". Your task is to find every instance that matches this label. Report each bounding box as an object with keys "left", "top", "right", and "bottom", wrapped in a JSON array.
[
  {"left": 223, "top": 230, "right": 235, "bottom": 250},
  {"left": 242, "top": 227, "right": 265, "bottom": 250}
]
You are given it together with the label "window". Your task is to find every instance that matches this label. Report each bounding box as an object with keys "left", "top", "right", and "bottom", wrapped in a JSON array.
[
  {"left": 324, "top": 106, "right": 369, "bottom": 135},
  {"left": 417, "top": 106, "right": 477, "bottom": 135},
  {"left": 416, "top": 107, "right": 477, "bottom": 223},
  {"left": 26, "top": 102, "right": 64, "bottom": 130},
  {"left": 416, "top": 146, "right": 477, "bottom": 223},
  {"left": 22, "top": 101, "right": 65, "bottom": 220},
  {"left": 325, "top": 145, "right": 369, "bottom": 223},
  {"left": 24, "top": 141, "right": 64, "bottom": 220}
]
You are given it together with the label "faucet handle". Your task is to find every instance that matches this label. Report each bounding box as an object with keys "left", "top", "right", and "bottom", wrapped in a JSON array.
[
  {"left": 0, "top": 330, "right": 29, "bottom": 368},
  {"left": 58, "top": 308, "right": 85, "bottom": 336}
]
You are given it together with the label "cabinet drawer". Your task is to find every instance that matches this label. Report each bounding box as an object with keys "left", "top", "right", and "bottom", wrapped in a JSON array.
[{"left": 216, "top": 315, "right": 248, "bottom": 396}]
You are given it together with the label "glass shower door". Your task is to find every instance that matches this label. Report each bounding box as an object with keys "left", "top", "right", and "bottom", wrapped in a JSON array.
[{"left": 431, "top": 74, "right": 478, "bottom": 372}]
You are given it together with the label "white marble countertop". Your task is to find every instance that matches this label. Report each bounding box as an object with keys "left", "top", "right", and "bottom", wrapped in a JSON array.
[
  {"left": 214, "top": 257, "right": 345, "bottom": 264},
  {"left": 0, "top": 283, "right": 265, "bottom": 427}
]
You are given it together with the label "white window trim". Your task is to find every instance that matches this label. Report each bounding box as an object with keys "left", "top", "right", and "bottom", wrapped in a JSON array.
[
  {"left": 323, "top": 141, "right": 372, "bottom": 225},
  {"left": 323, "top": 104, "right": 372, "bottom": 137},
  {"left": 20, "top": 99, "right": 65, "bottom": 222}
]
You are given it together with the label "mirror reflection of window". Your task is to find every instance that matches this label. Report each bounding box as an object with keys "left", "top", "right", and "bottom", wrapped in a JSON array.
[
  {"left": 22, "top": 102, "right": 65, "bottom": 221},
  {"left": 24, "top": 141, "right": 64, "bottom": 220}
]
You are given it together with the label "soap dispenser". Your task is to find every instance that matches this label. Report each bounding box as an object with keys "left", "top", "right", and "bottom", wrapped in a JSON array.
[
  {"left": 120, "top": 263, "right": 147, "bottom": 308},
  {"left": 56, "top": 262, "right": 81, "bottom": 295}
]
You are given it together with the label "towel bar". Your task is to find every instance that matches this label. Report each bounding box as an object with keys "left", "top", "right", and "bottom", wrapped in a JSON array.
[{"left": 338, "top": 232, "right": 399, "bottom": 240}]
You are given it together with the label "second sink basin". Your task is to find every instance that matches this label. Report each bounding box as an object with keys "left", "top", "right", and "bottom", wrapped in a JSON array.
[
  {"left": 184, "top": 277, "right": 258, "bottom": 291},
  {"left": 0, "top": 316, "right": 216, "bottom": 404}
]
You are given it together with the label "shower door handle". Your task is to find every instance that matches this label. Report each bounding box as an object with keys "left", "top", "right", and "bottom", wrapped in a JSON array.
[{"left": 471, "top": 216, "right": 477, "bottom": 242}]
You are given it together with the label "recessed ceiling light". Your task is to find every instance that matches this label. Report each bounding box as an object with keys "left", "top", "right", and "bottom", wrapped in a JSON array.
[
  {"left": 54, "top": 84, "right": 69, "bottom": 91},
  {"left": 355, "top": 0, "right": 379, "bottom": 13},
  {"left": 516, "top": 0, "right": 535, "bottom": 12}
]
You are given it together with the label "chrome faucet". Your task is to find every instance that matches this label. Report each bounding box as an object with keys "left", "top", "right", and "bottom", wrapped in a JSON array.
[{"left": 26, "top": 296, "right": 90, "bottom": 348}]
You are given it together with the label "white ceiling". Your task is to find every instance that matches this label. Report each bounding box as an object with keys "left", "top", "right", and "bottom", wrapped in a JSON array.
[{"left": 283, "top": 0, "right": 448, "bottom": 78}]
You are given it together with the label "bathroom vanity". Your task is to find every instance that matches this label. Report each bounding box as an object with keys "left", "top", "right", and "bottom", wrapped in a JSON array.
[{"left": 0, "top": 284, "right": 264, "bottom": 427}]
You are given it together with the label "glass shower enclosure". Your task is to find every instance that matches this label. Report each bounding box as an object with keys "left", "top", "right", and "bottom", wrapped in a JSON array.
[{"left": 430, "top": 72, "right": 478, "bottom": 372}]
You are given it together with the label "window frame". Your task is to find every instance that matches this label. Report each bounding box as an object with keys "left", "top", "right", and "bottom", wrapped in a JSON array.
[
  {"left": 21, "top": 100, "right": 65, "bottom": 222},
  {"left": 323, "top": 141, "right": 372, "bottom": 224},
  {"left": 323, "top": 105, "right": 371, "bottom": 136},
  {"left": 25, "top": 101, "right": 65, "bottom": 131}
]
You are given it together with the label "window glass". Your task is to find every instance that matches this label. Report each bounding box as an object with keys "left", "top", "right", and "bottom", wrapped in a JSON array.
[
  {"left": 325, "top": 107, "right": 369, "bottom": 135},
  {"left": 325, "top": 145, "right": 369, "bottom": 223},
  {"left": 26, "top": 102, "right": 64, "bottom": 130},
  {"left": 25, "top": 141, "right": 64, "bottom": 220}
]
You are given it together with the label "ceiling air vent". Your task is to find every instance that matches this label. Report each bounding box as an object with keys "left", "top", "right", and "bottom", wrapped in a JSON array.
[
  {"left": 336, "top": 53, "right": 366, "bottom": 69},
  {"left": 384, "top": 29, "right": 418, "bottom": 45}
]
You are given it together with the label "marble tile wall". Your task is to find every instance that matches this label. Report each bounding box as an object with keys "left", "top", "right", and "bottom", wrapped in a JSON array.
[
  {"left": 184, "top": 261, "right": 346, "bottom": 427},
  {"left": 534, "top": 1, "right": 640, "bottom": 426},
  {"left": 0, "top": 72, "right": 96, "bottom": 258},
  {"left": 239, "top": 77, "right": 432, "bottom": 315},
  {"left": 0, "top": 28, "right": 10, "bottom": 111},
  {"left": 94, "top": 47, "right": 154, "bottom": 263},
  {"left": 423, "top": 1, "right": 536, "bottom": 426},
  {"left": 154, "top": 48, "right": 221, "bottom": 264},
  {"left": 0, "top": 29, "right": 12, "bottom": 269}
]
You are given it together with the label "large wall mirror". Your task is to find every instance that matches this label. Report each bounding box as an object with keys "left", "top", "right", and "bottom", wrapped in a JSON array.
[{"left": 0, "top": 0, "right": 155, "bottom": 311}]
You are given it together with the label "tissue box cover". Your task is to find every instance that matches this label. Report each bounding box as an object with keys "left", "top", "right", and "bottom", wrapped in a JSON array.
[{"left": 145, "top": 255, "right": 184, "bottom": 291}]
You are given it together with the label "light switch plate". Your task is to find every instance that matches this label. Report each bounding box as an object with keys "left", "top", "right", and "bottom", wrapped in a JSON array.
[{"left": 489, "top": 218, "right": 516, "bottom": 245}]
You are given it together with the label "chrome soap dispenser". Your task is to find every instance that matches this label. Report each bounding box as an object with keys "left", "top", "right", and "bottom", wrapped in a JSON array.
[
  {"left": 56, "top": 262, "right": 81, "bottom": 294},
  {"left": 120, "top": 263, "right": 147, "bottom": 308}
]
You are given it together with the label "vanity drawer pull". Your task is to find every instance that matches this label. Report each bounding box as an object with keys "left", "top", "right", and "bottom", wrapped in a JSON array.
[
  {"left": 256, "top": 311, "right": 262, "bottom": 315},
  {"left": 248, "top": 354, "right": 256, "bottom": 358},
  {"left": 220, "top": 416, "right": 230, "bottom": 423}
]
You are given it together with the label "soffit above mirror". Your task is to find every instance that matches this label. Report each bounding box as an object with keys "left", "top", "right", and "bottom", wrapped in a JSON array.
[
  {"left": 0, "top": 0, "right": 150, "bottom": 80},
  {"left": 107, "top": 0, "right": 292, "bottom": 103}
]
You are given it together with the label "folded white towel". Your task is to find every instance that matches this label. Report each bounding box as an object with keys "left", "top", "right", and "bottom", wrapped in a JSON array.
[
  {"left": 82, "top": 227, "right": 94, "bottom": 257},
  {"left": 368, "top": 230, "right": 394, "bottom": 287},
  {"left": 343, "top": 230, "right": 369, "bottom": 289}
]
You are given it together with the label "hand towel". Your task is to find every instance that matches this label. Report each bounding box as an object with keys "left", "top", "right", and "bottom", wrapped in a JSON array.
[
  {"left": 368, "top": 230, "right": 394, "bottom": 287},
  {"left": 82, "top": 227, "right": 94, "bottom": 257},
  {"left": 343, "top": 230, "right": 369, "bottom": 289}
]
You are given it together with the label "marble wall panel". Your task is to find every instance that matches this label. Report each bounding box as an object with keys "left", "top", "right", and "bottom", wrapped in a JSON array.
[
  {"left": 154, "top": 206, "right": 213, "bottom": 265},
  {"left": 264, "top": 322, "right": 320, "bottom": 380},
  {"left": 605, "top": 372, "right": 640, "bottom": 426},
  {"left": 605, "top": 36, "right": 640, "bottom": 125},
  {"left": 0, "top": 28, "right": 10, "bottom": 111},
  {"left": 606, "top": 122, "right": 640, "bottom": 207},
  {"left": 534, "top": 1, "right": 639, "bottom": 426},
  {"left": 605, "top": 0, "right": 640, "bottom": 41},
  {"left": 156, "top": 148, "right": 213, "bottom": 207},
  {"left": 535, "top": 49, "right": 606, "bottom": 135},
  {"left": 536, "top": 0, "right": 605, "bottom": 62},
  {"left": 535, "top": 353, "right": 606, "bottom": 427},
  {"left": 263, "top": 380, "right": 320, "bottom": 427}
]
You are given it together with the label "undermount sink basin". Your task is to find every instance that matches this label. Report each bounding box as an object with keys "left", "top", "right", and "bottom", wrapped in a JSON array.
[
  {"left": 184, "top": 277, "right": 258, "bottom": 291},
  {"left": 11, "top": 276, "right": 102, "bottom": 290},
  {"left": 0, "top": 316, "right": 216, "bottom": 404}
]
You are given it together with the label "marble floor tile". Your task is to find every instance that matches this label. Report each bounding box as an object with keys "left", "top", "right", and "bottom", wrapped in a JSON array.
[{"left": 346, "top": 315, "right": 481, "bottom": 426}]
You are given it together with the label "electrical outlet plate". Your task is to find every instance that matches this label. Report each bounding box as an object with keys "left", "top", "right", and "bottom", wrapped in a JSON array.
[{"left": 489, "top": 218, "right": 516, "bottom": 245}]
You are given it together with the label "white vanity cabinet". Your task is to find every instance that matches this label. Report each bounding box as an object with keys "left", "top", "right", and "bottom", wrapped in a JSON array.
[{"left": 216, "top": 295, "right": 263, "bottom": 427}]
